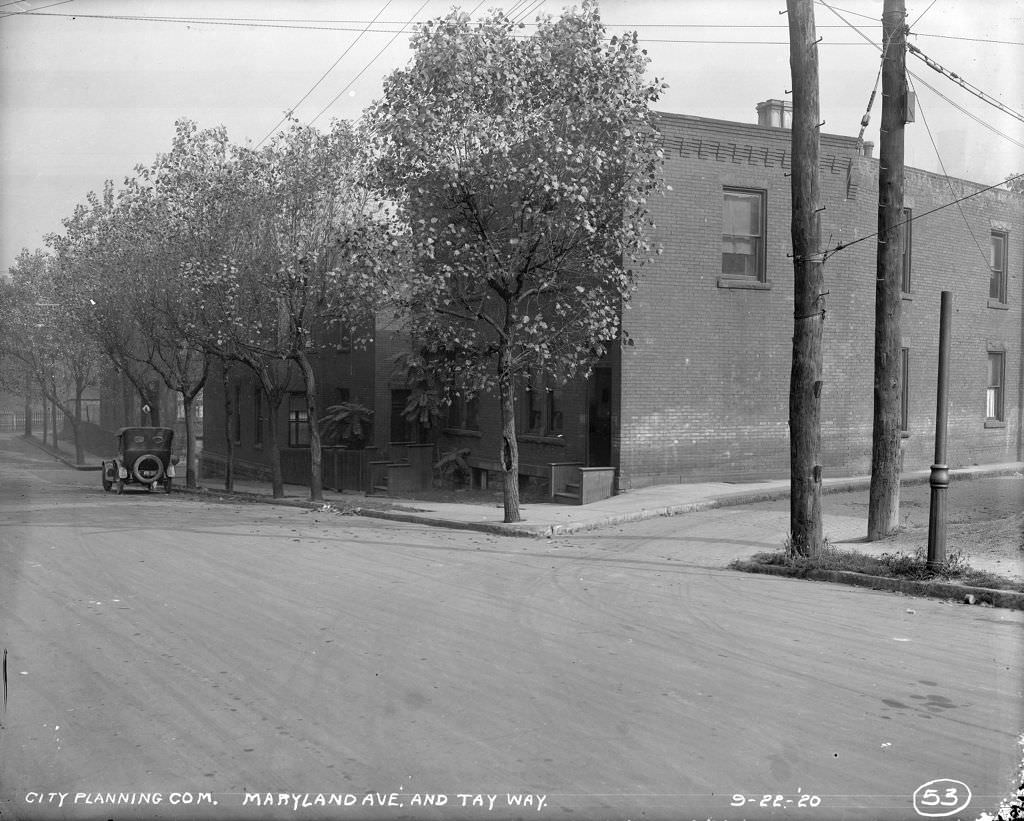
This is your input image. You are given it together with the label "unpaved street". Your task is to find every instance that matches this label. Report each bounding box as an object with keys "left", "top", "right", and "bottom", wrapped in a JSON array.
[{"left": 1, "top": 433, "right": 1021, "bottom": 821}]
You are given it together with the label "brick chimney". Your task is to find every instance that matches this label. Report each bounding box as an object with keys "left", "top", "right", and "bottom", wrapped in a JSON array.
[{"left": 756, "top": 99, "right": 793, "bottom": 129}]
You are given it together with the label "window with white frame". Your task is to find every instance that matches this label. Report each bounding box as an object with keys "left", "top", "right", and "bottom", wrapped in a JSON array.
[
  {"left": 990, "top": 230, "right": 1008, "bottom": 304},
  {"left": 722, "top": 188, "right": 766, "bottom": 280},
  {"left": 986, "top": 352, "right": 1005, "bottom": 422}
]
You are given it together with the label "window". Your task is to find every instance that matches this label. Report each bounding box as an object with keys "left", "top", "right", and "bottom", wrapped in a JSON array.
[
  {"left": 254, "top": 387, "right": 264, "bottom": 447},
  {"left": 288, "top": 393, "right": 310, "bottom": 447},
  {"left": 526, "top": 387, "right": 544, "bottom": 433},
  {"left": 900, "top": 348, "right": 910, "bottom": 433},
  {"left": 446, "top": 395, "right": 479, "bottom": 432},
  {"left": 722, "top": 188, "right": 766, "bottom": 280},
  {"left": 986, "top": 352, "right": 1004, "bottom": 422},
  {"left": 990, "top": 230, "right": 1008, "bottom": 304},
  {"left": 901, "top": 208, "right": 912, "bottom": 294},
  {"left": 523, "top": 380, "right": 562, "bottom": 438},
  {"left": 546, "top": 390, "right": 563, "bottom": 435}
]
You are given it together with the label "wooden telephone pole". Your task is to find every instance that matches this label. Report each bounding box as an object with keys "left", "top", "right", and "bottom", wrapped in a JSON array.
[
  {"left": 787, "top": 0, "right": 824, "bottom": 555},
  {"left": 868, "top": 0, "right": 908, "bottom": 540}
]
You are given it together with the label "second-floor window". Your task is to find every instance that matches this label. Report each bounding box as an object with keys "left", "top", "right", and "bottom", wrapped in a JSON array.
[
  {"left": 901, "top": 208, "right": 913, "bottom": 293},
  {"left": 722, "top": 188, "right": 766, "bottom": 280},
  {"left": 990, "top": 230, "right": 1008, "bottom": 304}
]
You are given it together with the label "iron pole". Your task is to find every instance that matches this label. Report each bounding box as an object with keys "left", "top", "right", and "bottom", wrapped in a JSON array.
[{"left": 927, "top": 291, "right": 952, "bottom": 568}]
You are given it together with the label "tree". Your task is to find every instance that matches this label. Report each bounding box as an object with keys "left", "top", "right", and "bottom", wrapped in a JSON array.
[
  {"left": 367, "top": 2, "right": 665, "bottom": 522},
  {"left": 5, "top": 249, "right": 102, "bottom": 464},
  {"left": 213, "top": 118, "right": 388, "bottom": 501}
]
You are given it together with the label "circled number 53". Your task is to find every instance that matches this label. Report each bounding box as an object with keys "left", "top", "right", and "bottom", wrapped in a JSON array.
[{"left": 913, "top": 779, "right": 971, "bottom": 817}]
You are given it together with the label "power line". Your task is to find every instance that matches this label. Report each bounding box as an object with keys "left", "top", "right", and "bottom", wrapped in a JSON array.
[
  {"left": 907, "top": 74, "right": 990, "bottom": 270},
  {"left": 908, "top": 42, "right": 1024, "bottom": 125},
  {"left": 822, "top": 172, "right": 1024, "bottom": 262},
  {"left": 914, "top": 32, "right": 1024, "bottom": 45},
  {"left": 308, "top": 0, "right": 431, "bottom": 127},
  {"left": 909, "top": 0, "right": 939, "bottom": 28},
  {"left": 908, "top": 67, "right": 1024, "bottom": 151},
  {"left": 257, "top": 0, "right": 394, "bottom": 147},
  {"left": 820, "top": 0, "right": 1024, "bottom": 154},
  {"left": 0, "top": 0, "right": 73, "bottom": 19}
]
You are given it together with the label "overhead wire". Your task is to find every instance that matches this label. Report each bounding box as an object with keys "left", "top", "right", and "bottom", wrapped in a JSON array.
[
  {"left": 906, "top": 73, "right": 990, "bottom": 270},
  {"left": 908, "top": 42, "right": 1024, "bottom": 125},
  {"left": 0, "top": 0, "right": 73, "bottom": 19},
  {"left": 822, "top": 172, "right": 1024, "bottom": 263},
  {"left": 307, "top": 0, "right": 431, "bottom": 127},
  {"left": 909, "top": 0, "right": 940, "bottom": 28},
  {"left": 256, "top": 0, "right": 394, "bottom": 147},
  {"left": 819, "top": 0, "right": 1024, "bottom": 152}
]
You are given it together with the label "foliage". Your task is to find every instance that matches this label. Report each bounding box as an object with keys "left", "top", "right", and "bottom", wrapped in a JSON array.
[
  {"left": 390, "top": 349, "right": 446, "bottom": 430},
  {"left": 2, "top": 248, "right": 103, "bottom": 462},
  {"left": 320, "top": 401, "right": 374, "bottom": 447},
  {"left": 748, "top": 544, "right": 1019, "bottom": 591},
  {"left": 1005, "top": 171, "right": 1024, "bottom": 196},
  {"left": 367, "top": 1, "right": 666, "bottom": 521},
  {"left": 434, "top": 447, "right": 471, "bottom": 487}
]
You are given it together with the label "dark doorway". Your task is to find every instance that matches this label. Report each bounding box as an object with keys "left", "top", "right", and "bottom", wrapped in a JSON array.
[
  {"left": 390, "top": 389, "right": 413, "bottom": 442},
  {"left": 588, "top": 367, "right": 612, "bottom": 466}
]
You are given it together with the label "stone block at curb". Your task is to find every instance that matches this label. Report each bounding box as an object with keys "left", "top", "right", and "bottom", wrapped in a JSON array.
[{"left": 732, "top": 561, "right": 1024, "bottom": 610}]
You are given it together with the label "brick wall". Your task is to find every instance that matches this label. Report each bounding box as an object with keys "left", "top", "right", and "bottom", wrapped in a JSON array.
[{"left": 617, "top": 111, "right": 1022, "bottom": 489}]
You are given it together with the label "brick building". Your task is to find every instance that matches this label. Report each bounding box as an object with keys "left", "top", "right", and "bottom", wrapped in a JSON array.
[{"left": 202, "top": 103, "right": 1023, "bottom": 493}]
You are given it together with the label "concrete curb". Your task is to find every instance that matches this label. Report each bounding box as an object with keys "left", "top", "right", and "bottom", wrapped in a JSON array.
[
  {"left": 731, "top": 560, "right": 1024, "bottom": 610},
  {"left": 21, "top": 435, "right": 102, "bottom": 471}
]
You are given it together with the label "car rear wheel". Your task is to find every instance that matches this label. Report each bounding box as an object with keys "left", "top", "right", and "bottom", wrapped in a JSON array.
[{"left": 132, "top": 454, "right": 164, "bottom": 485}]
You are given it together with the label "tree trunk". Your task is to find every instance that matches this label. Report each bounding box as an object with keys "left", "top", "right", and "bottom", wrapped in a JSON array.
[
  {"left": 868, "top": 0, "right": 907, "bottom": 540},
  {"left": 497, "top": 346, "right": 521, "bottom": 523},
  {"left": 221, "top": 361, "right": 235, "bottom": 492},
  {"left": 42, "top": 392, "right": 49, "bottom": 445},
  {"left": 24, "top": 372, "right": 32, "bottom": 437},
  {"left": 183, "top": 395, "right": 197, "bottom": 488},
  {"left": 266, "top": 393, "right": 285, "bottom": 498},
  {"left": 50, "top": 387, "right": 58, "bottom": 450},
  {"left": 148, "top": 390, "right": 161, "bottom": 426},
  {"left": 73, "top": 380, "right": 85, "bottom": 465},
  {"left": 786, "top": 0, "right": 825, "bottom": 556},
  {"left": 295, "top": 351, "right": 323, "bottom": 502}
]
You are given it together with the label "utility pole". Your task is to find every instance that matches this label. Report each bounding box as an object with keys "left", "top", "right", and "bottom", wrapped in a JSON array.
[
  {"left": 868, "top": 0, "right": 908, "bottom": 540},
  {"left": 787, "top": 0, "right": 824, "bottom": 555}
]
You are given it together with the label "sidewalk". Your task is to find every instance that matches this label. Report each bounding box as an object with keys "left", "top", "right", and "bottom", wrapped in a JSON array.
[{"left": 23, "top": 433, "right": 1022, "bottom": 539}]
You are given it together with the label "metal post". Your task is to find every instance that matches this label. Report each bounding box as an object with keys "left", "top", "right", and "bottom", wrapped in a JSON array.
[{"left": 927, "top": 291, "right": 952, "bottom": 568}]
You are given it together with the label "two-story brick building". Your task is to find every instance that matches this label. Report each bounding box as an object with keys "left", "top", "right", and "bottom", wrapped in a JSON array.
[{"left": 202, "top": 102, "right": 1023, "bottom": 494}]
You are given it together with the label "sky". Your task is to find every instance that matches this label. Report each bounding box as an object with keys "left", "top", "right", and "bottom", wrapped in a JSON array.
[{"left": 1, "top": 0, "right": 1021, "bottom": 272}]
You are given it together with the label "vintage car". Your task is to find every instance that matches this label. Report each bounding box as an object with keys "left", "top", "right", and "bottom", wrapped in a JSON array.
[{"left": 101, "top": 427, "right": 179, "bottom": 494}]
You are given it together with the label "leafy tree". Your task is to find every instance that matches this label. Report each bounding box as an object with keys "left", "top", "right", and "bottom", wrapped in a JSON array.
[
  {"left": 5, "top": 249, "right": 102, "bottom": 463},
  {"left": 367, "top": 2, "right": 665, "bottom": 522},
  {"left": 1006, "top": 172, "right": 1024, "bottom": 196},
  {"left": 215, "top": 119, "right": 389, "bottom": 501}
]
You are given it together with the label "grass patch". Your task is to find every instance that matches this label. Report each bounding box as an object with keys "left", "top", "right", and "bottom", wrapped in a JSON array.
[{"left": 741, "top": 541, "right": 1024, "bottom": 593}]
